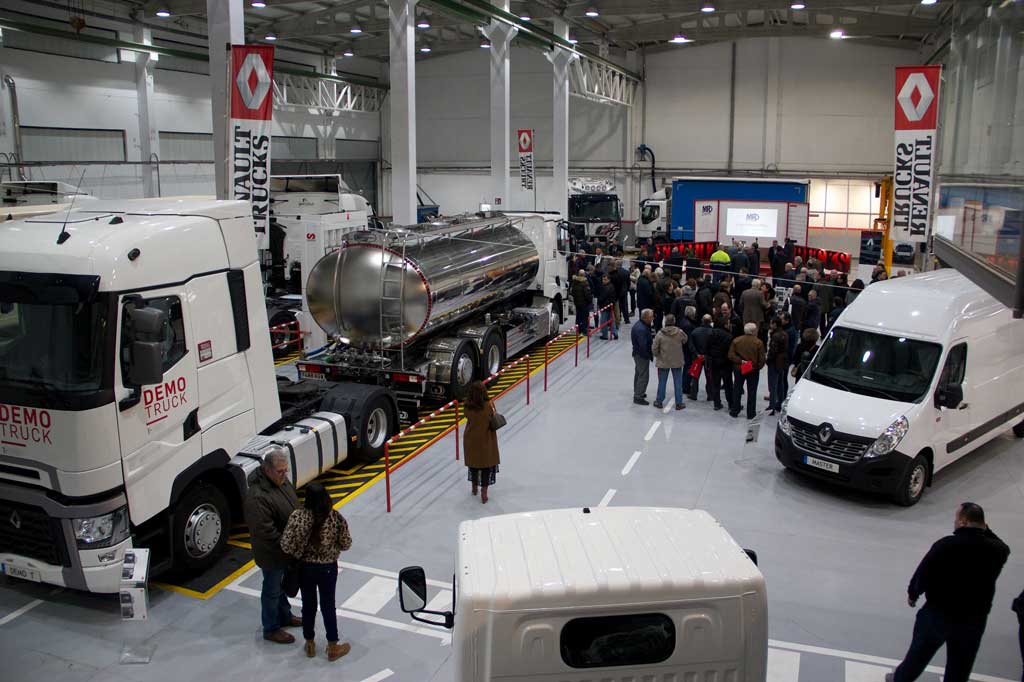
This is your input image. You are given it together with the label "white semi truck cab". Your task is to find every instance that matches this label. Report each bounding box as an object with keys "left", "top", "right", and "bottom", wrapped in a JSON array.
[
  {"left": 0, "top": 199, "right": 568, "bottom": 593},
  {"left": 398, "top": 507, "right": 768, "bottom": 681}
]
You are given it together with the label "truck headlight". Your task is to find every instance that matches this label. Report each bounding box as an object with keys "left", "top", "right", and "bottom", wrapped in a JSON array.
[
  {"left": 73, "top": 506, "right": 130, "bottom": 549},
  {"left": 867, "top": 416, "right": 909, "bottom": 458},
  {"left": 777, "top": 399, "right": 792, "bottom": 436}
]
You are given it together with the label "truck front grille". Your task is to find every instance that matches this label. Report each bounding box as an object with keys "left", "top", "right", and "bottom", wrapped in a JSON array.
[
  {"left": 789, "top": 419, "right": 872, "bottom": 463},
  {"left": 0, "top": 500, "right": 69, "bottom": 567}
]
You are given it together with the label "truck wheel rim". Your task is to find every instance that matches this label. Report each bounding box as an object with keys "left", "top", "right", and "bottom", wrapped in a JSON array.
[
  {"left": 184, "top": 503, "right": 222, "bottom": 558},
  {"left": 487, "top": 346, "right": 501, "bottom": 375},
  {"left": 366, "top": 407, "right": 388, "bottom": 449},
  {"left": 457, "top": 354, "right": 475, "bottom": 386},
  {"left": 908, "top": 464, "right": 926, "bottom": 499}
]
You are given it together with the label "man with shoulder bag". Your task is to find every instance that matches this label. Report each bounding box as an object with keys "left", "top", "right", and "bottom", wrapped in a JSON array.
[{"left": 244, "top": 447, "right": 301, "bottom": 645}]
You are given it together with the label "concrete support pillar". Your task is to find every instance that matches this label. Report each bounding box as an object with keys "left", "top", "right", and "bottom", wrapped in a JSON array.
[
  {"left": 991, "top": 22, "right": 1021, "bottom": 173},
  {"left": 389, "top": 0, "right": 418, "bottom": 225},
  {"left": 762, "top": 37, "right": 782, "bottom": 172},
  {"left": 624, "top": 49, "right": 640, "bottom": 221},
  {"left": 480, "top": 2, "right": 517, "bottom": 208},
  {"left": 207, "top": 0, "right": 245, "bottom": 199},
  {"left": 133, "top": 25, "right": 159, "bottom": 197},
  {"left": 547, "top": 19, "right": 575, "bottom": 218}
]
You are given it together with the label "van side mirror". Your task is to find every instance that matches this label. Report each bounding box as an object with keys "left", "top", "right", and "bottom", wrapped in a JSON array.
[
  {"left": 939, "top": 383, "right": 964, "bottom": 410},
  {"left": 398, "top": 566, "right": 427, "bottom": 613}
]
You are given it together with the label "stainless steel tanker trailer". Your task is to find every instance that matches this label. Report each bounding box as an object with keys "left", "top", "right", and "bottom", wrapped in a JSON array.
[{"left": 293, "top": 211, "right": 570, "bottom": 422}]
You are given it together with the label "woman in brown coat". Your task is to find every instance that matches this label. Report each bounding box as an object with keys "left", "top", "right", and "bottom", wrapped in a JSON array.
[{"left": 463, "top": 380, "right": 500, "bottom": 504}]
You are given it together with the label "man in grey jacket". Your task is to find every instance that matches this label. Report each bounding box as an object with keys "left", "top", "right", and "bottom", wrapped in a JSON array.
[
  {"left": 652, "top": 314, "right": 688, "bottom": 410},
  {"left": 244, "top": 448, "right": 301, "bottom": 644}
]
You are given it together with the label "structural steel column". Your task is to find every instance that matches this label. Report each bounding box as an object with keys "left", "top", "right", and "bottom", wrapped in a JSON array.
[
  {"left": 547, "top": 19, "right": 575, "bottom": 217},
  {"left": 133, "top": 24, "right": 159, "bottom": 197},
  {"left": 389, "top": 0, "right": 418, "bottom": 225},
  {"left": 206, "top": 0, "right": 244, "bottom": 200},
  {"left": 481, "top": 1, "right": 516, "bottom": 208}
]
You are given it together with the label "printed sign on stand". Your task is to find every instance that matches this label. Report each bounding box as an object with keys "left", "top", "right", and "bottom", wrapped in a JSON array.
[
  {"left": 892, "top": 65, "right": 941, "bottom": 244},
  {"left": 230, "top": 45, "right": 275, "bottom": 249},
  {"left": 517, "top": 129, "right": 534, "bottom": 191}
]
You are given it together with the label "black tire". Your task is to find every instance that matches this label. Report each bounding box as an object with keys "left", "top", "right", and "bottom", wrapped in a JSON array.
[
  {"left": 1013, "top": 420, "right": 1024, "bottom": 438},
  {"left": 268, "top": 310, "right": 299, "bottom": 359},
  {"left": 479, "top": 328, "right": 505, "bottom": 380},
  {"left": 355, "top": 392, "right": 396, "bottom": 462},
  {"left": 448, "top": 338, "right": 479, "bottom": 401},
  {"left": 894, "top": 455, "right": 929, "bottom": 507},
  {"left": 172, "top": 483, "right": 230, "bottom": 573}
]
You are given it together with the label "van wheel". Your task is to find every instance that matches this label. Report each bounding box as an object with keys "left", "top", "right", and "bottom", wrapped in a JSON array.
[
  {"left": 895, "top": 455, "right": 928, "bottom": 507},
  {"left": 1013, "top": 420, "right": 1024, "bottom": 438},
  {"left": 172, "top": 483, "right": 230, "bottom": 573}
]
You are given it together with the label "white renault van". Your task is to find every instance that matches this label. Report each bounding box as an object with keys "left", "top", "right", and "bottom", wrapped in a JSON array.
[
  {"left": 776, "top": 269, "right": 1024, "bottom": 505},
  {"left": 398, "top": 507, "right": 768, "bottom": 681}
]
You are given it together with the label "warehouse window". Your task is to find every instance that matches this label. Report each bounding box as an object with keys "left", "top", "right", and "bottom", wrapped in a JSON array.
[
  {"left": 809, "top": 179, "right": 881, "bottom": 230},
  {"left": 153, "top": 37, "right": 208, "bottom": 75},
  {"left": 272, "top": 137, "right": 318, "bottom": 160},
  {"left": 20, "top": 127, "right": 126, "bottom": 163},
  {"left": 560, "top": 613, "right": 675, "bottom": 668},
  {"left": 159, "top": 132, "right": 214, "bottom": 162}
]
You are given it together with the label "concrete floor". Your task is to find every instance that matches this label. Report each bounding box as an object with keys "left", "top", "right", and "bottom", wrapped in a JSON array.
[{"left": 1, "top": 322, "right": 1023, "bottom": 682}]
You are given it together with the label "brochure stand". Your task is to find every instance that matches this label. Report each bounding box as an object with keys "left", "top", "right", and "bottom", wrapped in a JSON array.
[{"left": 119, "top": 548, "right": 156, "bottom": 664}]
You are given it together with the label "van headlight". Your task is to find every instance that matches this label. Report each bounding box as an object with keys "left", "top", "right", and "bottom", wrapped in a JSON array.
[
  {"left": 867, "top": 416, "right": 909, "bottom": 458},
  {"left": 777, "top": 398, "right": 792, "bottom": 436},
  {"left": 73, "top": 506, "right": 130, "bottom": 549}
]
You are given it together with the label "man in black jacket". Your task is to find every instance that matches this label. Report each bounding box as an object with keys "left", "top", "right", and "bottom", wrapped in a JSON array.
[
  {"left": 689, "top": 314, "right": 713, "bottom": 400},
  {"left": 631, "top": 309, "right": 655, "bottom": 405},
  {"left": 244, "top": 449, "right": 301, "bottom": 644},
  {"left": 706, "top": 320, "right": 735, "bottom": 411},
  {"left": 597, "top": 273, "right": 619, "bottom": 340},
  {"left": 888, "top": 503, "right": 1010, "bottom": 682},
  {"left": 788, "top": 284, "right": 807, "bottom": 330}
]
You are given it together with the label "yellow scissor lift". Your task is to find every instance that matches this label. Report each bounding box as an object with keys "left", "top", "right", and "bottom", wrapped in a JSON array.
[{"left": 874, "top": 175, "right": 895, "bottom": 273}]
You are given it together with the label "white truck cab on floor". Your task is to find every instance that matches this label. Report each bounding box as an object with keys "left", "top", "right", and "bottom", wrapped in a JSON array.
[
  {"left": 776, "top": 269, "right": 1024, "bottom": 505},
  {"left": 398, "top": 507, "right": 768, "bottom": 681}
]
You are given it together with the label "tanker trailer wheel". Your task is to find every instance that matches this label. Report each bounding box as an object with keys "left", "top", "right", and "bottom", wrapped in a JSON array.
[
  {"left": 268, "top": 310, "right": 300, "bottom": 359},
  {"left": 479, "top": 328, "right": 506, "bottom": 380},
  {"left": 172, "top": 482, "right": 230, "bottom": 574},
  {"left": 449, "top": 339, "right": 479, "bottom": 401}
]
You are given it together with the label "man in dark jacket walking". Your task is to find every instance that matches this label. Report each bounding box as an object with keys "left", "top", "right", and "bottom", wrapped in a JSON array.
[
  {"left": 803, "top": 289, "right": 822, "bottom": 332},
  {"left": 728, "top": 323, "right": 767, "bottom": 419},
  {"left": 696, "top": 276, "right": 714, "bottom": 319},
  {"left": 888, "top": 503, "right": 1010, "bottom": 682},
  {"left": 636, "top": 270, "right": 656, "bottom": 315},
  {"left": 631, "top": 309, "right": 655, "bottom": 405},
  {"left": 597, "top": 273, "right": 619, "bottom": 340},
  {"left": 244, "top": 449, "right": 301, "bottom": 644},
  {"left": 689, "top": 314, "right": 713, "bottom": 401},
  {"left": 569, "top": 270, "right": 592, "bottom": 336},
  {"left": 788, "top": 284, "right": 807, "bottom": 330},
  {"left": 707, "top": 319, "right": 735, "bottom": 411}
]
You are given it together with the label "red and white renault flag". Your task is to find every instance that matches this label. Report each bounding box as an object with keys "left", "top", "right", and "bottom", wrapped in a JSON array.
[
  {"left": 518, "top": 129, "right": 535, "bottom": 192},
  {"left": 230, "top": 45, "right": 274, "bottom": 244},
  {"left": 892, "top": 65, "right": 941, "bottom": 244}
]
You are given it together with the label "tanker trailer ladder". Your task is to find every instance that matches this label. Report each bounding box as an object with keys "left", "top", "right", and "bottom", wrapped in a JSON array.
[{"left": 378, "top": 231, "right": 409, "bottom": 369}]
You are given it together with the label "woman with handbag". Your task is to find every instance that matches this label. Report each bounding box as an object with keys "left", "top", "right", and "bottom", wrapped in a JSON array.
[
  {"left": 463, "top": 380, "right": 502, "bottom": 504},
  {"left": 280, "top": 482, "right": 353, "bottom": 661}
]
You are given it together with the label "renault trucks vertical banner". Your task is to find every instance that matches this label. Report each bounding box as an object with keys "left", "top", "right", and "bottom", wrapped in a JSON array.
[
  {"left": 230, "top": 45, "right": 274, "bottom": 245},
  {"left": 892, "top": 65, "right": 941, "bottom": 244},
  {"left": 518, "top": 129, "right": 535, "bottom": 191}
]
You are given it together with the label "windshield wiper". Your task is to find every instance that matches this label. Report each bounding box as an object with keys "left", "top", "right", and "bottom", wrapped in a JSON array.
[
  {"left": 856, "top": 383, "right": 905, "bottom": 402},
  {"left": 809, "top": 371, "right": 855, "bottom": 393}
]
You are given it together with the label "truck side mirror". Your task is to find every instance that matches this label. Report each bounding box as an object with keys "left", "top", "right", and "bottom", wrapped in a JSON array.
[
  {"left": 128, "top": 341, "right": 164, "bottom": 386},
  {"left": 398, "top": 566, "right": 427, "bottom": 613},
  {"left": 128, "top": 305, "right": 167, "bottom": 337},
  {"left": 743, "top": 548, "right": 759, "bottom": 566}
]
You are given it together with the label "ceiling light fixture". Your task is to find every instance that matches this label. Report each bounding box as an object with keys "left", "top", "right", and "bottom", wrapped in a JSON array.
[
  {"left": 480, "top": 39, "right": 492, "bottom": 48},
  {"left": 251, "top": 1, "right": 267, "bottom": 8},
  {"left": 790, "top": 2, "right": 806, "bottom": 9},
  {"left": 829, "top": 29, "right": 844, "bottom": 39},
  {"left": 920, "top": 0, "right": 937, "bottom": 5},
  {"left": 350, "top": 25, "right": 362, "bottom": 34},
  {"left": 568, "top": 36, "right": 578, "bottom": 44},
  {"left": 584, "top": 7, "right": 599, "bottom": 17},
  {"left": 265, "top": 33, "right": 277, "bottom": 41},
  {"left": 702, "top": 3, "right": 715, "bottom": 12},
  {"left": 420, "top": 45, "right": 432, "bottom": 53},
  {"left": 669, "top": 34, "right": 691, "bottom": 43},
  {"left": 343, "top": 48, "right": 354, "bottom": 57},
  {"left": 416, "top": 14, "right": 431, "bottom": 29},
  {"left": 519, "top": 14, "right": 531, "bottom": 21},
  {"left": 155, "top": 9, "right": 171, "bottom": 17}
]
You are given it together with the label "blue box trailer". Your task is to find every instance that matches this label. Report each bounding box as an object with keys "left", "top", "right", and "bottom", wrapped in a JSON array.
[{"left": 670, "top": 177, "right": 808, "bottom": 241}]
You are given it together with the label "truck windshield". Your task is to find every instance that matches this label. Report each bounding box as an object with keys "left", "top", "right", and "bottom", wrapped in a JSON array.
[
  {"left": 570, "top": 197, "right": 619, "bottom": 222},
  {"left": 806, "top": 326, "right": 942, "bottom": 404},
  {"left": 641, "top": 204, "right": 660, "bottom": 225},
  {"left": 0, "top": 295, "right": 114, "bottom": 409}
]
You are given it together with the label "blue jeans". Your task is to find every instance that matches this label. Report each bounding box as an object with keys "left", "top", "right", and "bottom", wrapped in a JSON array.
[
  {"left": 656, "top": 367, "right": 684, "bottom": 405},
  {"left": 300, "top": 562, "right": 339, "bottom": 642},
  {"left": 599, "top": 308, "right": 618, "bottom": 339},
  {"left": 261, "top": 567, "right": 294, "bottom": 633},
  {"left": 767, "top": 365, "right": 787, "bottom": 410}
]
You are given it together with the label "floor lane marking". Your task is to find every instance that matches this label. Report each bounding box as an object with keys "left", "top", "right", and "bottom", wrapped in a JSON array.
[
  {"left": 767, "top": 648, "right": 800, "bottom": 682},
  {"left": 621, "top": 451, "right": 642, "bottom": 476},
  {"left": 598, "top": 488, "right": 617, "bottom": 507},
  {"left": 662, "top": 398, "right": 674, "bottom": 414},
  {"left": 644, "top": 421, "right": 661, "bottom": 441},
  {"left": 0, "top": 598, "right": 43, "bottom": 626},
  {"left": 338, "top": 560, "right": 451, "bottom": 589},
  {"left": 340, "top": 575, "right": 397, "bottom": 615},
  {"left": 358, "top": 670, "right": 395, "bottom": 682},
  {"left": 844, "top": 661, "right": 892, "bottom": 681}
]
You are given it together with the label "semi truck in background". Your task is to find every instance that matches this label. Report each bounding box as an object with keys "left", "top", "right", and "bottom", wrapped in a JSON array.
[
  {"left": 397, "top": 507, "right": 768, "bottom": 681},
  {"left": 0, "top": 199, "right": 566, "bottom": 593},
  {"left": 568, "top": 177, "right": 623, "bottom": 248}
]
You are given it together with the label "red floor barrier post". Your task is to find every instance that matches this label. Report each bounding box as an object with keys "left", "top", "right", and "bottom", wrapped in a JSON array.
[
  {"left": 544, "top": 343, "right": 549, "bottom": 392},
  {"left": 575, "top": 324, "right": 579, "bottom": 367},
  {"left": 454, "top": 401, "right": 460, "bottom": 461},
  {"left": 384, "top": 441, "right": 392, "bottom": 513},
  {"left": 526, "top": 355, "right": 531, "bottom": 404}
]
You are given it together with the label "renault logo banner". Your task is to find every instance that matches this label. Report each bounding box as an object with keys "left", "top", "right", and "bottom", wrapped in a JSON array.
[
  {"left": 230, "top": 45, "right": 275, "bottom": 246},
  {"left": 892, "top": 65, "right": 941, "bottom": 245}
]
